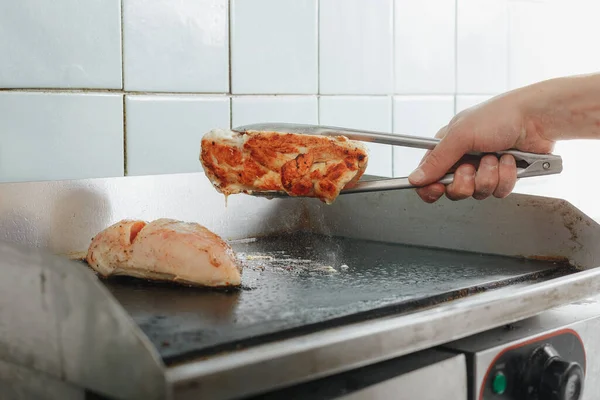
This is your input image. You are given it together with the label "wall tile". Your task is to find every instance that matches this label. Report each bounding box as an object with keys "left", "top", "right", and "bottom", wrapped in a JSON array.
[
  {"left": 320, "top": 0, "right": 393, "bottom": 94},
  {"left": 319, "top": 96, "right": 393, "bottom": 177},
  {"left": 395, "top": 0, "right": 456, "bottom": 94},
  {"left": 0, "top": 0, "right": 122, "bottom": 89},
  {"left": 508, "top": 1, "right": 600, "bottom": 89},
  {"left": 125, "top": 95, "right": 229, "bottom": 176},
  {"left": 231, "top": 96, "right": 318, "bottom": 127},
  {"left": 455, "top": 95, "right": 494, "bottom": 113},
  {"left": 0, "top": 92, "right": 123, "bottom": 183},
  {"left": 123, "top": 0, "right": 229, "bottom": 92},
  {"left": 507, "top": 1, "right": 558, "bottom": 89},
  {"left": 392, "top": 96, "right": 455, "bottom": 177},
  {"left": 457, "top": 0, "right": 508, "bottom": 94},
  {"left": 231, "top": 0, "right": 318, "bottom": 94}
]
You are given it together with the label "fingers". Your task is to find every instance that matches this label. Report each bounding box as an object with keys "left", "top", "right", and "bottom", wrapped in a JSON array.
[
  {"left": 415, "top": 154, "right": 517, "bottom": 203},
  {"left": 408, "top": 129, "right": 471, "bottom": 187},
  {"left": 409, "top": 122, "right": 518, "bottom": 203},
  {"left": 416, "top": 183, "right": 446, "bottom": 203},
  {"left": 493, "top": 154, "right": 517, "bottom": 198},
  {"left": 412, "top": 126, "right": 450, "bottom": 203},
  {"left": 473, "top": 155, "right": 499, "bottom": 200},
  {"left": 445, "top": 164, "right": 476, "bottom": 201}
]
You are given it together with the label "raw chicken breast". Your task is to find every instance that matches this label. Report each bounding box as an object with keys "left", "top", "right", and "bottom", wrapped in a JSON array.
[
  {"left": 200, "top": 128, "right": 369, "bottom": 204},
  {"left": 86, "top": 218, "right": 242, "bottom": 287}
]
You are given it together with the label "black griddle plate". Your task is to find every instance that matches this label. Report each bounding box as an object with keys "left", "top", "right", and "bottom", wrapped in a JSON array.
[{"left": 100, "top": 232, "right": 576, "bottom": 366}]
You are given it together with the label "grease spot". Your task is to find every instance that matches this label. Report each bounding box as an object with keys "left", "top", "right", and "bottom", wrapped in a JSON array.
[{"left": 40, "top": 271, "right": 46, "bottom": 295}]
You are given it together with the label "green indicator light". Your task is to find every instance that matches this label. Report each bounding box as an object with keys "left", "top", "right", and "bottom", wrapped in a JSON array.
[{"left": 492, "top": 371, "right": 507, "bottom": 394}]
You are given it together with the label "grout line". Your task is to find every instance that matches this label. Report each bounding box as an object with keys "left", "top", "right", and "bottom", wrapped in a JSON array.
[
  {"left": 390, "top": 0, "right": 396, "bottom": 96},
  {"left": 122, "top": 95, "right": 128, "bottom": 176},
  {"left": 317, "top": 93, "right": 396, "bottom": 97},
  {"left": 506, "top": 0, "right": 511, "bottom": 90},
  {"left": 219, "top": 93, "right": 322, "bottom": 97},
  {"left": 453, "top": 0, "right": 458, "bottom": 114},
  {"left": 390, "top": 0, "right": 396, "bottom": 176},
  {"left": 317, "top": 95, "right": 321, "bottom": 126},
  {"left": 228, "top": 0, "right": 233, "bottom": 95},
  {"left": 120, "top": 0, "right": 127, "bottom": 176},
  {"left": 228, "top": 0, "right": 233, "bottom": 128},
  {"left": 120, "top": 0, "right": 125, "bottom": 90},
  {"left": 229, "top": 97, "right": 233, "bottom": 129},
  {"left": 316, "top": 0, "right": 321, "bottom": 124},
  {"left": 0, "top": 88, "right": 126, "bottom": 93},
  {"left": 0, "top": 88, "right": 230, "bottom": 96},
  {"left": 0, "top": 88, "right": 498, "bottom": 97},
  {"left": 228, "top": 93, "right": 470, "bottom": 97}
]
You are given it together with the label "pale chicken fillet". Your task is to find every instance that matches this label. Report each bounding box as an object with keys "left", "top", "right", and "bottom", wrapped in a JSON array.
[
  {"left": 200, "top": 128, "right": 369, "bottom": 204},
  {"left": 86, "top": 218, "right": 242, "bottom": 287}
]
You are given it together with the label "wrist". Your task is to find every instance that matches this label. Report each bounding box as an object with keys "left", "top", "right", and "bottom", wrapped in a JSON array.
[
  {"left": 518, "top": 74, "right": 600, "bottom": 142},
  {"left": 508, "top": 78, "right": 557, "bottom": 144}
]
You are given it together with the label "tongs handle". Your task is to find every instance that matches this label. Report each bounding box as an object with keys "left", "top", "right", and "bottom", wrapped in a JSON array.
[
  {"left": 234, "top": 123, "right": 563, "bottom": 197},
  {"left": 339, "top": 150, "right": 561, "bottom": 195}
]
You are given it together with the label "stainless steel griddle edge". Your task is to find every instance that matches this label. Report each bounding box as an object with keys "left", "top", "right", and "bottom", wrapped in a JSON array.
[
  {"left": 166, "top": 268, "right": 600, "bottom": 399},
  {"left": 1, "top": 172, "right": 600, "bottom": 400}
]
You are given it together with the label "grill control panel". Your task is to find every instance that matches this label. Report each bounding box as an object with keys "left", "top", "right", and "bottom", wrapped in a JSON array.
[{"left": 479, "top": 330, "right": 586, "bottom": 400}]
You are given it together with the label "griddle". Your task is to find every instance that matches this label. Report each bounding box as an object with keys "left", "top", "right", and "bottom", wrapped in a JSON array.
[
  {"left": 3, "top": 172, "right": 600, "bottom": 400},
  {"left": 100, "top": 232, "right": 575, "bottom": 365}
]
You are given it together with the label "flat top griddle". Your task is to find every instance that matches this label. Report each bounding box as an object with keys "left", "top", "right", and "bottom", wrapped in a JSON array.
[{"left": 100, "top": 232, "right": 575, "bottom": 366}]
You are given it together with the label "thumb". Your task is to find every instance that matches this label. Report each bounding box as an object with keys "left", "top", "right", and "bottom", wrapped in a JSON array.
[{"left": 408, "top": 131, "right": 471, "bottom": 186}]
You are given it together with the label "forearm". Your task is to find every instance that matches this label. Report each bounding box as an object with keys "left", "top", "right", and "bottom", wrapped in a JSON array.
[{"left": 517, "top": 73, "right": 600, "bottom": 141}]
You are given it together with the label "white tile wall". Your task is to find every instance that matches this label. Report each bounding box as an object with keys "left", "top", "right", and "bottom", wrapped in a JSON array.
[
  {"left": 126, "top": 96, "right": 230, "bottom": 176},
  {"left": 455, "top": 95, "right": 494, "bottom": 113},
  {"left": 0, "top": 92, "right": 123, "bottom": 183},
  {"left": 319, "top": 0, "right": 393, "bottom": 94},
  {"left": 508, "top": 0, "right": 600, "bottom": 90},
  {"left": 2, "top": 0, "right": 600, "bottom": 219},
  {"left": 507, "top": 0, "right": 557, "bottom": 89},
  {"left": 230, "top": 0, "right": 318, "bottom": 94},
  {"left": 394, "top": 0, "right": 456, "bottom": 94},
  {"left": 123, "top": 0, "right": 229, "bottom": 93},
  {"left": 0, "top": 0, "right": 122, "bottom": 89},
  {"left": 392, "top": 96, "right": 455, "bottom": 177},
  {"left": 457, "top": 0, "right": 508, "bottom": 94},
  {"left": 505, "top": 0, "right": 600, "bottom": 221},
  {"left": 319, "top": 96, "right": 393, "bottom": 177},
  {"left": 231, "top": 96, "right": 318, "bottom": 127}
]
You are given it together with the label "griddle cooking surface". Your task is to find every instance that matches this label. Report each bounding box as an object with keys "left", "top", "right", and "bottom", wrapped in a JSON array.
[{"left": 101, "top": 233, "right": 575, "bottom": 365}]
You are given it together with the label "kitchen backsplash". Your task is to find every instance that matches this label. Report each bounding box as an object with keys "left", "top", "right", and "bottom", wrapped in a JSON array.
[{"left": 1, "top": 0, "right": 600, "bottom": 214}]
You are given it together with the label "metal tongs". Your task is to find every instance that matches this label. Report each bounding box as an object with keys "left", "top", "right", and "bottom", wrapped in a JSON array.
[{"left": 233, "top": 123, "right": 563, "bottom": 197}]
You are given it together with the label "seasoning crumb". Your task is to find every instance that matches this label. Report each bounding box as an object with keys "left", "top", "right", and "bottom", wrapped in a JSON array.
[
  {"left": 340, "top": 264, "right": 349, "bottom": 270},
  {"left": 315, "top": 265, "right": 338, "bottom": 273},
  {"left": 246, "top": 255, "right": 274, "bottom": 261}
]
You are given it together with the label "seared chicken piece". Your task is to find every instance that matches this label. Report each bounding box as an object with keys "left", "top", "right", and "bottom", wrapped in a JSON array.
[
  {"left": 200, "top": 128, "right": 369, "bottom": 204},
  {"left": 86, "top": 218, "right": 242, "bottom": 287}
]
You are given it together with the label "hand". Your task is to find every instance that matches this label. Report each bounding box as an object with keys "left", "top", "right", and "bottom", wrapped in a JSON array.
[{"left": 408, "top": 92, "right": 555, "bottom": 203}]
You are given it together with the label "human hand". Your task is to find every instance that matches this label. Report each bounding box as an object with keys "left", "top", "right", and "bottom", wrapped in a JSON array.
[{"left": 408, "top": 92, "right": 555, "bottom": 203}]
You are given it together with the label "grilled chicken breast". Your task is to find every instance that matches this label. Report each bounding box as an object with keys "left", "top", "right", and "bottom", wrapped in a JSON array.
[
  {"left": 86, "top": 218, "right": 242, "bottom": 287},
  {"left": 200, "top": 128, "right": 369, "bottom": 204}
]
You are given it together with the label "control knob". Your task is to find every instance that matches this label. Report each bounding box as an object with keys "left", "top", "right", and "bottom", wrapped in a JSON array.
[{"left": 519, "top": 343, "right": 584, "bottom": 400}]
